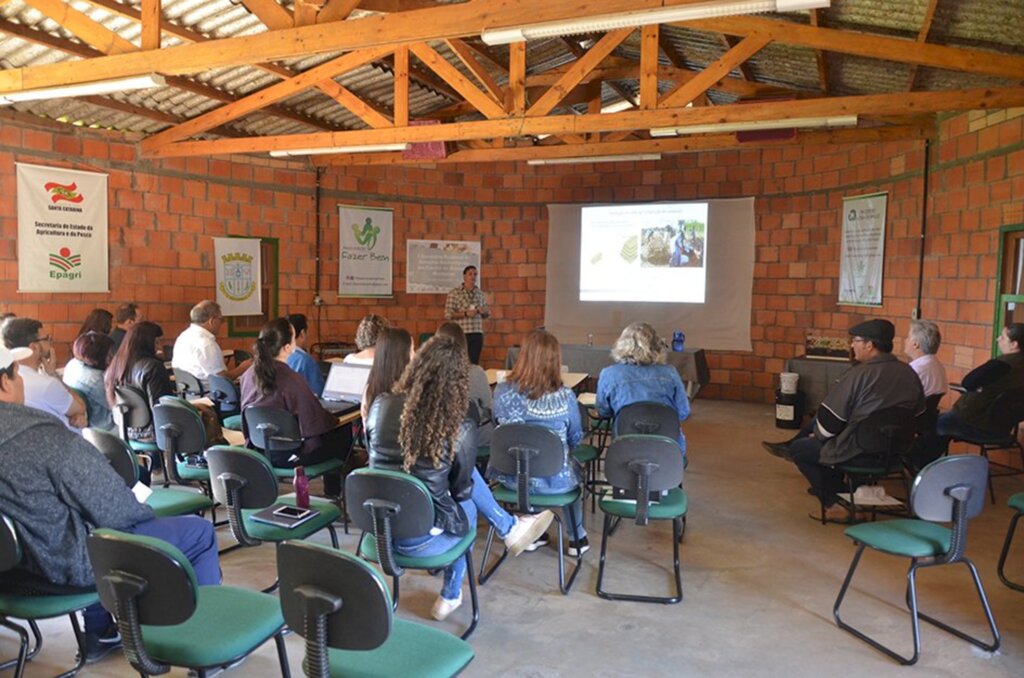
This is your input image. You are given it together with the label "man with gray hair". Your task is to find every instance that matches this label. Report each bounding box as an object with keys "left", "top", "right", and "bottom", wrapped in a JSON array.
[
  {"left": 904, "top": 319, "right": 948, "bottom": 397},
  {"left": 171, "top": 300, "right": 250, "bottom": 382}
]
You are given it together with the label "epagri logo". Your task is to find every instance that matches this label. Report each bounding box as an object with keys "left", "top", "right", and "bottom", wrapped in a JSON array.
[
  {"left": 44, "top": 181, "right": 84, "bottom": 204},
  {"left": 49, "top": 247, "right": 83, "bottom": 280}
]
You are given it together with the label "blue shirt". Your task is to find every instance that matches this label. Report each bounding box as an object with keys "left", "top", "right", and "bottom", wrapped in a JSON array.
[
  {"left": 62, "top": 358, "right": 114, "bottom": 432},
  {"left": 596, "top": 363, "right": 690, "bottom": 457},
  {"left": 286, "top": 347, "right": 324, "bottom": 397},
  {"left": 490, "top": 382, "right": 583, "bottom": 493}
]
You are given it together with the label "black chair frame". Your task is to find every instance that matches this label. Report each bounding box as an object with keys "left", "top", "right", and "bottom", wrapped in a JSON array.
[
  {"left": 997, "top": 500, "right": 1024, "bottom": 593},
  {"left": 949, "top": 389, "right": 1024, "bottom": 504}
]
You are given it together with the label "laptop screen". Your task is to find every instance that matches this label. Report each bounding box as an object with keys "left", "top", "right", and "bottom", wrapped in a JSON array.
[{"left": 322, "top": 363, "right": 371, "bottom": 401}]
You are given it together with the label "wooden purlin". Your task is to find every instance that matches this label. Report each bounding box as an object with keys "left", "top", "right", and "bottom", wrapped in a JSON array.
[{"left": 239, "top": 0, "right": 294, "bottom": 31}]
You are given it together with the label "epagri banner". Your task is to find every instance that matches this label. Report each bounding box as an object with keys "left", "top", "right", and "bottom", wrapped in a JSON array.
[
  {"left": 838, "top": 192, "right": 888, "bottom": 307},
  {"left": 339, "top": 205, "right": 393, "bottom": 297},
  {"left": 17, "top": 163, "right": 109, "bottom": 292},
  {"left": 213, "top": 237, "right": 262, "bottom": 316}
]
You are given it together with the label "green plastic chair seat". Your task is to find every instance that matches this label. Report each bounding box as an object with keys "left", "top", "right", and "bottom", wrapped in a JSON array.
[
  {"left": 844, "top": 519, "right": 952, "bottom": 558},
  {"left": 0, "top": 590, "right": 99, "bottom": 620},
  {"left": 359, "top": 526, "right": 477, "bottom": 570},
  {"left": 476, "top": 445, "right": 491, "bottom": 460},
  {"left": 222, "top": 414, "right": 243, "bottom": 431},
  {"left": 141, "top": 585, "right": 283, "bottom": 668},
  {"left": 491, "top": 486, "right": 581, "bottom": 508},
  {"left": 571, "top": 444, "right": 600, "bottom": 463},
  {"left": 176, "top": 462, "right": 211, "bottom": 482},
  {"left": 836, "top": 464, "right": 892, "bottom": 476},
  {"left": 129, "top": 440, "right": 160, "bottom": 453},
  {"left": 241, "top": 497, "right": 341, "bottom": 542},
  {"left": 599, "top": 488, "right": 687, "bottom": 519},
  {"left": 270, "top": 459, "right": 345, "bottom": 480},
  {"left": 1009, "top": 492, "right": 1024, "bottom": 512},
  {"left": 325, "top": 618, "right": 474, "bottom": 678},
  {"left": 146, "top": 488, "right": 215, "bottom": 517}
]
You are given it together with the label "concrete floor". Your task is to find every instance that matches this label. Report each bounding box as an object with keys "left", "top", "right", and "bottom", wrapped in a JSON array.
[{"left": 5, "top": 399, "right": 1023, "bottom": 677}]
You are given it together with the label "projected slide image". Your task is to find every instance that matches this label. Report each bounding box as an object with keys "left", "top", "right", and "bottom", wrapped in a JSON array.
[{"left": 580, "top": 202, "right": 708, "bottom": 303}]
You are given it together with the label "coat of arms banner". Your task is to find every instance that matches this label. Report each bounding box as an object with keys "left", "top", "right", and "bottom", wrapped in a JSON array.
[{"left": 213, "top": 237, "right": 262, "bottom": 316}]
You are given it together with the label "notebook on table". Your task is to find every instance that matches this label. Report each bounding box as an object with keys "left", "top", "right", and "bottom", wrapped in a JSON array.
[
  {"left": 249, "top": 503, "right": 322, "bottom": 529},
  {"left": 318, "top": 362, "right": 371, "bottom": 416}
]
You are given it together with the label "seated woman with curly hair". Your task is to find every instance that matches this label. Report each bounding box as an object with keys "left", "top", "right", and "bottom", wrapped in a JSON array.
[{"left": 344, "top": 314, "right": 389, "bottom": 366}]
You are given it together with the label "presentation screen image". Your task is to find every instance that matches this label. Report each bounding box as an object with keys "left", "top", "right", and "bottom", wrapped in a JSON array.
[{"left": 579, "top": 202, "right": 708, "bottom": 303}]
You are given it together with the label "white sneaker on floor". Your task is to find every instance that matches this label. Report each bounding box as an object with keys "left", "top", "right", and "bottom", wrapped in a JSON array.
[
  {"left": 431, "top": 592, "right": 463, "bottom": 621},
  {"left": 504, "top": 510, "right": 555, "bottom": 557}
]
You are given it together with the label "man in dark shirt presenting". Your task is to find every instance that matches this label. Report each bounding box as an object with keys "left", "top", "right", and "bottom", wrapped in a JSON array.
[{"left": 764, "top": 319, "right": 925, "bottom": 522}]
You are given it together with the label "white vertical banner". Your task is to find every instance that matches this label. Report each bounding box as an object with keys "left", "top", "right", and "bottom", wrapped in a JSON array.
[
  {"left": 339, "top": 205, "right": 393, "bottom": 297},
  {"left": 213, "top": 237, "right": 262, "bottom": 316},
  {"left": 17, "top": 163, "right": 109, "bottom": 292},
  {"left": 839, "top": 192, "right": 888, "bottom": 306}
]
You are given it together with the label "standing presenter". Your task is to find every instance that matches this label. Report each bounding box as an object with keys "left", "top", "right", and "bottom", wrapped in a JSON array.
[{"left": 445, "top": 265, "right": 490, "bottom": 365}]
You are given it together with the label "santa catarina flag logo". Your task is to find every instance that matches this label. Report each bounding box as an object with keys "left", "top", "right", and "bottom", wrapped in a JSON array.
[{"left": 44, "top": 181, "right": 84, "bottom": 204}]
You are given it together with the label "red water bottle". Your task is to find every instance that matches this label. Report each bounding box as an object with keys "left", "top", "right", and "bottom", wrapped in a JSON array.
[{"left": 294, "top": 466, "right": 310, "bottom": 509}]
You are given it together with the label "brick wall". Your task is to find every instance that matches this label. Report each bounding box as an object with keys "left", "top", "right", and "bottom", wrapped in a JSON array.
[{"left": 1, "top": 108, "right": 1021, "bottom": 404}]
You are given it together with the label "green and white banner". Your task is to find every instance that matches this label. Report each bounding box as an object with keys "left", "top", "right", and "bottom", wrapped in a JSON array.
[
  {"left": 17, "top": 163, "right": 109, "bottom": 292},
  {"left": 839, "top": 192, "right": 888, "bottom": 306},
  {"left": 339, "top": 205, "right": 393, "bottom": 297},
  {"left": 214, "top": 237, "right": 262, "bottom": 316}
]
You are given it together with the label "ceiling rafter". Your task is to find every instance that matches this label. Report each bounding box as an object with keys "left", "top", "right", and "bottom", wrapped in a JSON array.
[
  {"left": 660, "top": 32, "right": 771, "bottom": 109},
  {"left": 409, "top": 41, "right": 505, "bottom": 118},
  {"left": 528, "top": 29, "right": 631, "bottom": 117},
  {"left": 808, "top": 8, "right": 828, "bottom": 94},
  {"left": 907, "top": 0, "right": 941, "bottom": 91},
  {"left": 720, "top": 35, "right": 756, "bottom": 81},
  {"left": 445, "top": 38, "right": 505, "bottom": 104},
  {"left": 238, "top": 0, "right": 294, "bottom": 31},
  {"left": 317, "top": 0, "right": 363, "bottom": 24},
  {"left": 21, "top": 0, "right": 136, "bottom": 54}
]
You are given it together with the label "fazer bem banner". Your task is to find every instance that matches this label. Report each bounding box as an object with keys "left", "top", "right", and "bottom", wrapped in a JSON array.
[{"left": 17, "top": 163, "right": 109, "bottom": 292}]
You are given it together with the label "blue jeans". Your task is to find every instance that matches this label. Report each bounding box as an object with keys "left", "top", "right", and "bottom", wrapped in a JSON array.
[
  {"left": 84, "top": 515, "right": 220, "bottom": 633},
  {"left": 498, "top": 473, "right": 585, "bottom": 541}
]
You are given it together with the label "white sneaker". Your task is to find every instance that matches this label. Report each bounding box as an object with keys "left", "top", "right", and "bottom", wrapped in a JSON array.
[
  {"left": 504, "top": 510, "right": 555, "bottom": 557},
  {"left": 431, "top": 593, "right": 462, "bottom": 621}
]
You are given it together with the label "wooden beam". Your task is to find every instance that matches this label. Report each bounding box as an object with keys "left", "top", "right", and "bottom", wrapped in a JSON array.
[
  {"left": 141, "top": 46, "right": 391, "bottom": 151},
  {"left": 660, "top": 33, "right": 771, "bottom": 109},
  {"left": 140, "top": 0, "right": 160, "bottom": 51},
  {"left": 639, "top": 25, "right": 659, "bottom": 110},
  {"left": 508, "top": 42, "right": 526, "bottom": 115},
  {"left": 684, "top": 15, "right": 1024, "bottom": 80},
  {"left": 445, "top": 38, "right": 505, "bottom": 103},
  {"left": 143, "top": 86, "right": 1024, "bottom": 158},
  {"left": 907, "top": 0, "right": 940, "bottom": 91},
  {"left": 295, "top": 0, "right": 325, "bottom": 26},
  {"left": 657, "top": 31, "right": 687, "bottom": 70},
  {"left": 409, "top": 42, "right": 505, "bottom": 118},
  {"left": 317, "top": 0, "right": 363, "bottom": 23},
  {"left": 393, "top": 45, "right": 409, "bottom": 127},
  {"left": 721, "top": 35, "right": 756, "bottom": 81},
  {"left": 315, "top": 80, "right": 392, "bottom": 127},
  {"left": 808, "top": 9, "right": 828, "bottom": 95},
  {"left": 239, "top": 0, "right": 294, "bottom": 31},
  {"left": 528, "top": 29, "right": 632, "bottom": 117},
  {"left": 0, "top": 0, "right": 699, "bottom": 93},
  {"left": 21, "top": 0, "right": 137, "bottom": 55}
]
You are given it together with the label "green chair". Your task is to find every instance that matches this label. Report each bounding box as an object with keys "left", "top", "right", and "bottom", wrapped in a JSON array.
[
  {"left": 0, "top": 514, "right": 97, "bottom": 678},
  {"left": 277, "top": 540, "right": 475, "bottom": 677},
  {"left": 83, "top": 427, "right": 216, "bottom": 519},
  {"left": 997, "top": 491, "right": 1024, "bottom": 592},
  {"left": 207, "top": 373, "right": 242, "bottom": 430},
  {"left": 86, "top": 529, "right": 291, "bottom": 677},
  {"left": 833, "top": 455, "right": 1000, "bottom": 665},
  {"left": 172, "top": 367, "right": 205, "bottom": 399},
  {"left": 478, "top": 424, "right": 584, "bottom": 594},
  {"left": 346, "top": 468, "right": 480, "bottom": 640},
  {"left": 596, "top": 435, "right": 686, "bottom": 604},
  {"left": 153, "top": 399, "right": 215, "bottom": 491},
  {"left": 112, "top": 383, "right": 161, "bottom": 461},
  {"left": 206, "top": 446, "right": 341, "bottom": 592}
]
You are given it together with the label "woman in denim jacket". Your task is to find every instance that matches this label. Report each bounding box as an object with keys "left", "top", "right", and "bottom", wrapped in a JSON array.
[
  {"left": 491, "top": 329, "right": 589, "bottom": 555},
  {"left": 596, "top": 322, "right": 690, "bottom": 462}
]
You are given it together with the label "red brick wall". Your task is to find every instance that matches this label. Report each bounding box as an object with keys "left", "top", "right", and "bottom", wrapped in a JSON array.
[{"left": 1, "top": 108, "right": 1021, "bottom": 404}]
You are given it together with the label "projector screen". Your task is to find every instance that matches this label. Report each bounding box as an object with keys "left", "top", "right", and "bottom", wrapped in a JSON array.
[
  {"left": 545, "top": 198, "right": 755, "bottom": 352},
  {"left": 580, "top": 202, "right": 708, "bottom": 303}
]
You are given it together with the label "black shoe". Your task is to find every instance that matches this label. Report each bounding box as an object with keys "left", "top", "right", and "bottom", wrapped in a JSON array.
[
  {"left": 567, "top": 537, "right": 590, "bottom": 557},
  {"left": 79, "top": 624, "right": 122, "bottom": 664},
  {"left": 761, "top": 441, "right": 793, "bottom": 460},
  {"left": 523, "top": 532, "right": 550, "bottom": 552}
]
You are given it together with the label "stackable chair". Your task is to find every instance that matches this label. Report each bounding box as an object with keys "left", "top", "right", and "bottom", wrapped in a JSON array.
[
  {"left": 207, "top": 373, "right": 242, "bottom": 430},
  {"left": 946, "top": 389, "right": 1024, "bottom": 503},
  {"left": 152, "top": 398, "right": 213, "bottom": 491},
  {"left": 0, "top": 514, "right": 97, "bottom": 678},
  {"left": 833, "top": 455, "right": 1000, "bottom": 665},
  {"left": 613, "top": 401, "right": 682, "bottom": 441},
  {"left": 84, "top": 428, "right": 215, "bottom": 519},
  {"left": 347, "top": 468, "right": 480, "bottom": 639},
  {"left": 596, "top": 435, "right": 687, "bottom": 604},
  {"left": 997, "top": 492, "right": 1024, "bottom": 592},
  {"left": 112, "top": 383, "right": 161, "bottom": 464},
  {"left": 87, "top": 529, "right": 291, "bottom": 677},
  {"left": 478, "top": 424, "right": 584, "bottom": 594},
  {"left": 206, "top": 446, "right": 340, "bottom": 592},
  {"left": 277, "top": 541, "right": 475, "bottom": 677},
  {"left": 172, "top": 368, "right": 205, "bottom": 399}
]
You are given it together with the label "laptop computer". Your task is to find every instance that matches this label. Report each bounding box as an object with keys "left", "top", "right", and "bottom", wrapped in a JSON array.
[{"left": 319, "top": 362, "right": 371, "bottom": 416}]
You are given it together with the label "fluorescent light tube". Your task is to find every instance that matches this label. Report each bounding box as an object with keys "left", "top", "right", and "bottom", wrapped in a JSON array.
[
  {"left": 0, "top": 74, "right": 166, "bottom": 105},
  {"left": 528, "top": 154, "right": 661, "bottom": 165},
  {"left": 482, "top": 0, "right": 830, "bottom": 45},
  {"left": 650, "top": 115, "right": 857, "bottom": 137},
  {"left": 270, "top": 143, "right": 411, "bottom": 157}
]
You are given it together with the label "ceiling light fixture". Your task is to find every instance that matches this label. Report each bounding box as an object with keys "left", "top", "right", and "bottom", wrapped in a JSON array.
[
  {"left": 528, "top": 153, "right": 662, "bottom": 166},
  {"left": 0, "top": 74, "right": 167, "bottom": 105},
  {"left": 481, "top": 0, "right": 830, "bottom": 46},
  {"left": 650, "top": 114, "right": 857, "bottom": 137},
  {"left": 269, "top": 143, "right": 411, "bottom": 157}
]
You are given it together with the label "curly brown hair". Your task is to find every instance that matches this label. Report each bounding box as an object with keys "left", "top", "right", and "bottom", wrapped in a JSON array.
[
  {"left": 354, "top": 314, "right": 390, "bottom": 350},
  {"left": 396, "top": 335, "right": 469, "bottom": 472}
]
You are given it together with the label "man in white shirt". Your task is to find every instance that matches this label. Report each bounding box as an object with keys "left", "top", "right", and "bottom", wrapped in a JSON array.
[
  {"left": 172, "top": 300, "right": 250, "bottom": 382},
  {"left": 2, "top": 317, "right": 87, "bottom": 431},
  {"left": 905, "top": 319, "right": 948, "bottom": 397}
]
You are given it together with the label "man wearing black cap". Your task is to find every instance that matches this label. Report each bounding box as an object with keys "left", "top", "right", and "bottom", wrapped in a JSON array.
[{"left": 764, "top": 319, "right": 925, "bottom": 522}]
